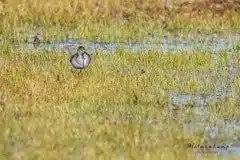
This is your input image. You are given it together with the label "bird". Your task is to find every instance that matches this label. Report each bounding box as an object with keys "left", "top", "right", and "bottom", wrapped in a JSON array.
[
  {"left": 28, "top": 32, "right": 42, "bottom": 49},
  {"left": 70, "top": 46, "right": 91, "bottom": 70}
]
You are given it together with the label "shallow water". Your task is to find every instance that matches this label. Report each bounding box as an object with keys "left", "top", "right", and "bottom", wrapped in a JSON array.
[
  {"left": 27, "top": 31, "right": 240, "bottom": 159},
  {"left": 168, "top": 57, "right": 239, "bottom": 158},
  {"left": 4, "top": 31, "right": 240, "bottom": 159},
  {"left": 5, "top": 31, "right": 240, "bottom": 54},
  {"left": 183, "top": 114, "right": 240, "bottom": 159}
]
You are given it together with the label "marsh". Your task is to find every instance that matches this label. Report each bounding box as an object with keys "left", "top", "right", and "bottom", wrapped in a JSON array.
[{"left": 0, "top": 0, "right": 240, "bottom": 159}]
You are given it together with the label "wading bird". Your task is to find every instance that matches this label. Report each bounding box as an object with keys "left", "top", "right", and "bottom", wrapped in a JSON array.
[
  {"left": 28, "top": 32, "right": 42, "bottom": 49},
  {"left": 70, "top": 46, "right": 91, "bottom": 70}
]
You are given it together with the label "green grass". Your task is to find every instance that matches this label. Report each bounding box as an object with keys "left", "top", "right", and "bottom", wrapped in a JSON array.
[
  {"left": 0, "top": 48, "right": 240, "bottom": 159},
  {"left": 1, "top": 0, "right": 240, "bottom": 159}
]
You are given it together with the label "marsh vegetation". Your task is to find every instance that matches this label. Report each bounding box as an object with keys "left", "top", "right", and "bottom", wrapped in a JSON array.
[{"left": 0, "top": 0, "right": 240, "bottom": 159}]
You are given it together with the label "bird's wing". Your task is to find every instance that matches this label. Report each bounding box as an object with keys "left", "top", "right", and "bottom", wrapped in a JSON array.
[{"left": 70, "top": 54, "right": 83, "bottom": 69}]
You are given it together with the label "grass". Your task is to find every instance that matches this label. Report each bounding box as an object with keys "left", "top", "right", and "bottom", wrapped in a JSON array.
[
  {"left": 0, "top": 0, "right": 240, "bottom": 42},
  {"left": 0, "top": 48, "right": 240, "bottom": 159},
  {"left": 1, "top": 0, "right": 240, "bottom": 159}
]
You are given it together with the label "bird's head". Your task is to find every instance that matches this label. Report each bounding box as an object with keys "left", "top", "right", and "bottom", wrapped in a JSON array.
[{"left": 77, "top": 46, "right": 86, "bottom": 54}]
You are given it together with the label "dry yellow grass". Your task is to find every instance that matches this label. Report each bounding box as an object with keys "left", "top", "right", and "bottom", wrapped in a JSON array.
[{"left": 0, "top": 0, "right": 240, "bottom": 42}]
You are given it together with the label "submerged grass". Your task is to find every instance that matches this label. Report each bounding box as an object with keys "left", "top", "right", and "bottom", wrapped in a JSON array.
[{"left": 0, "top": 48, "right": 240, "bottom": 159}]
